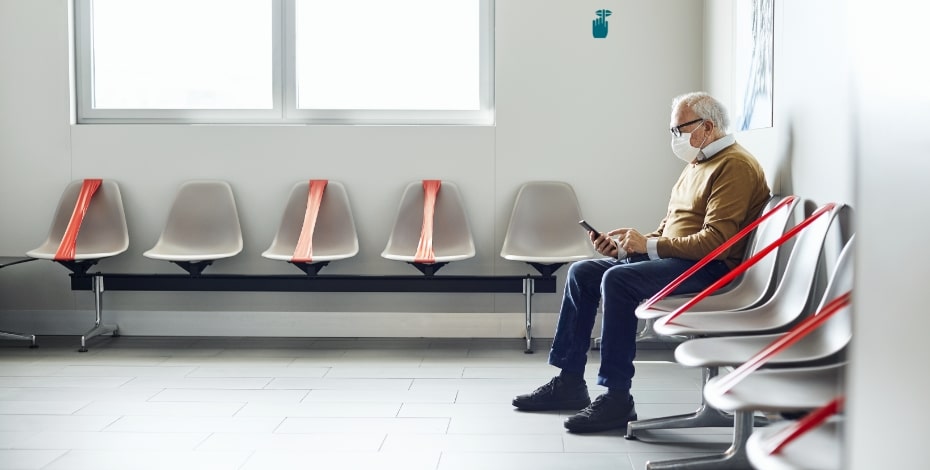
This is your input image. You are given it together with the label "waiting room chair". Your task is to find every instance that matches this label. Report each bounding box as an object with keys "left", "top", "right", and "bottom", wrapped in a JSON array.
[
  {"left": 643, "top": 287, "right": 851, "bottom": 469},
  {"left": 262, "top": 180, "right": 358, "bottom": 275},
  {"left": 382, "top": 180, "right": 475, "bottom": 275},
  {"left": 674, "top": 362, "right": 847, "bottom": 470},
  {"left": 746, "top": 398, "right": 843, "bottom": 470},
  {"left": 637, "top": 238, "right": 853, "bottom": 469},
  {"left": 674, "top": 235, "right": 854, "bottom": 369},
  {"left": 652, "top": 203, "right": 849, "bottom": 337},
  {"left": 627, "top": 203, "right": 848, "bottom": 442},
  {"left": 143, "top": 180, "right": 243, "bottom": 275},
  {"left": 27, "top": 178, "right": 130, "bottom": 350},
  {"left": 500, "top": 181, "right": 596, "bottom": 276},
  {"left": 27, "top": 179, "right": 129, "bottom": 274},
  {"left": 632, "top": 195, "right": 800, "bottom": 343}
]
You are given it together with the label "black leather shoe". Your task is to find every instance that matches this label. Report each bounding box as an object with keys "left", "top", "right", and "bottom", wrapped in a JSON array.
[
  {"left": 512, "top": 376, "right": 591, "bottom": 411},
  {"left": 563, "top": 393, "right": 637, "bottom": 433}
]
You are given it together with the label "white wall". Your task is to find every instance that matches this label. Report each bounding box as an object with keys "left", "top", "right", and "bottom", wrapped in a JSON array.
[
  {"left": 706, "top": 0, "right": 930, "bottom": 467},
  {"left": 0, "top": 0, "right": 705, "bottom": 338},
  {"left": 847, "top": 0, "right": 930, "bottom": 467}
]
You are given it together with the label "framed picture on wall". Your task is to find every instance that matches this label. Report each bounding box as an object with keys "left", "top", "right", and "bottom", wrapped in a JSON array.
[{"left": 734, "top": 0, "right": 774, "bottom": 131}]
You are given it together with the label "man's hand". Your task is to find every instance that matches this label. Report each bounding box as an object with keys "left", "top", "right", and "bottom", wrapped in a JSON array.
[
  {"left": 588, "top": 230, "right": 619, "bottom": 258},
  {"left": 609, "top": 228, "right": 646, "bottom": 255}
]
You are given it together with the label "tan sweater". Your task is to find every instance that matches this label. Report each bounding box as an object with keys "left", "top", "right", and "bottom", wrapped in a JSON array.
[{"left": 646, "top": 142, "right": 771, "bottom": 269}]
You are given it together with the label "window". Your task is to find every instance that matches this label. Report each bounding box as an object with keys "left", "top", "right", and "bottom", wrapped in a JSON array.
[{"left": 74, "top": 0, "right": 494, "bottom": 124}]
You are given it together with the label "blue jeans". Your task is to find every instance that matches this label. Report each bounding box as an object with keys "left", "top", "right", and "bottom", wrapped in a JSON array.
[{"left": 548, "top": 254, "right": 730, "bottom": 390}]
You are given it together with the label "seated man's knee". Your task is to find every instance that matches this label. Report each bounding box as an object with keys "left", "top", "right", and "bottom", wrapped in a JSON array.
[{"left": 567, "top": 259, "right": 598, "bottom": 279}]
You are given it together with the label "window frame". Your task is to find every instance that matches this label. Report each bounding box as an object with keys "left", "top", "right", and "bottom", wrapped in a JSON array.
[{"left": 72, "top": 0, "right": 494, "bottom": 125}]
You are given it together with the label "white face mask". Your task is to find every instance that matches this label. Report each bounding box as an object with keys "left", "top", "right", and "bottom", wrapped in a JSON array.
[{"left": 671, "top": 133, "right": 702, "bottom": 163}]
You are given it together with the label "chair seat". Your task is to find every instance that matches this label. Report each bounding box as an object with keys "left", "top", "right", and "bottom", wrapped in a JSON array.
[
  {"left": 143, "top": 244, "right": 241, "bottom": 261},
  {"left": 675, "top": 332, "right": 841, "bottom": 368},
  {"left": 704, "top": 363, "right": 845, "bottom": 413},
  {"left": 262, "top": 181, "right": 358, "bottom": 263},
  {"left": 746, "top": 418, "right": 842, "bottom": 470},
  {"left": 636, "top": 289, "right": 764, "bottom": 320},
  {"left": 143, "top": 180, "right": 243, "bottom": 264},
  {"left": 27, "top": 179, "right": 129, "bottom": 261},
  {"left": 654, "top": 308, "right": 793, "bottom": 337},
  {"left": 382, "top": 251, "right": 475, "bottom": 263},
  {"left": 28, "top": 244, "right": 128, "bottom": 261},
  {"left": 501, "top": 253, "right": 594, "bottom": 263}
]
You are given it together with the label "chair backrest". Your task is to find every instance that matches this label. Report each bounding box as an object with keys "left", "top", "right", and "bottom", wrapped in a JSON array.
[
  {"left": 27, "top": 179, "right": 129, "bottom": 260},
  {"left": 263, "top": 180, "right": 359, "bottom": 262},
  {"left": 143, "top": 180, "right": 243, "bottom": 261},
  {"left": 500, "top": 181, "right": 596, "bottom": 263},
  {"left": 381, "top": 180, "right": 475, "bottom": 262},
  {"left": 809, "top": 234, "right": 855, "bottom": 355},
  {"left": 762, "top": 203, "right": 848, "bottom": 326}
]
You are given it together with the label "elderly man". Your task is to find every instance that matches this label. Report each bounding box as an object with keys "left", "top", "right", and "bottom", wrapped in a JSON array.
[{"left": 512, "top": 92, "right": 771, "bottom": 433}]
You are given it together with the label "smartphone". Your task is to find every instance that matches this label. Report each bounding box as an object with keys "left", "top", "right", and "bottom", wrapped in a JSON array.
[{"left": 578, "top": 220, "right": 601, "bottom": 236}]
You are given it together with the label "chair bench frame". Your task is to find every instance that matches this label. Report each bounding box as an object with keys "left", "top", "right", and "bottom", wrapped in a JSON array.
[{"left": 68, "top": 271, "right": 557, "bottom": 353}]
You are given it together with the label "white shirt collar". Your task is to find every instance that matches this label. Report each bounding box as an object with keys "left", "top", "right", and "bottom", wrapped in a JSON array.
[{"left": 698, "top": 134, "right": 736, "bottom": 161}]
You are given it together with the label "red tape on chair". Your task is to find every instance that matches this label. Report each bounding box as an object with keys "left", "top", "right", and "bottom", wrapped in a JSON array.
[
  {"left": 661, "top": 202, "right": 837, "bottom": 326},
  {"left": 714, "top": 291, "right": 852, "bottom": 394},
  {"left": 292, "top": 179, "right": 328, "bottom": 263},
  {"left": 414, "top": 180, "right": 441, "bottom": 264},
  {"left": 54, "top": 179, "right": 103, "bottom": 261},
  {"left": 763, "top": 396, "right": 844, "bottom": 455},
  {"left": 639, "top": 196, "right": 798, "bottom": 315}
]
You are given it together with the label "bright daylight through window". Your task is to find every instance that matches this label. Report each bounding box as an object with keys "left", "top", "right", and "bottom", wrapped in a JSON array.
[{"left": 74, "top": 0, "right": 494, "bottom": 124}]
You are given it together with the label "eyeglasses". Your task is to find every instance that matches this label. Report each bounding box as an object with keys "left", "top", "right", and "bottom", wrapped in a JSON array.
[{"left": 669, "top": 118, "right": 704, "bottom": 137}]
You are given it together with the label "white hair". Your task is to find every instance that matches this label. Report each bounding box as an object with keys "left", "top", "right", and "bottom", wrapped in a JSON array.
[{"left": 672, "top": 92, "right": 730, "bottom": 136}]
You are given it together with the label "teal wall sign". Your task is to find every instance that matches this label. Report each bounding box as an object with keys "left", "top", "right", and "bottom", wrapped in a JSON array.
[{"left": 593, "top": 9, "right": 612, "bottom": 38}]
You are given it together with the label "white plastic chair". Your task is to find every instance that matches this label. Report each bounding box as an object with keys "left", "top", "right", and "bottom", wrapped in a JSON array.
[
  {"left": 262, "top": 181, "right": 359, "bottom": 275},
  {"left": 675, "top": 235, "right": 854, "bottom": 369},
  {"left": 652, "top": 203, "right": 848, "bottom": 337},
  {"left": 500, "top": 181, "right": 596, "bottom": 276},
  {"left": 706, "top": 363, "right": 846, "bottom": 420},
  {"left": 640, "top": 363, "right": 847, "bottom": 470},
  {"left": 143, "top": 180, "right": 243, "bottom": 275},
  {"left": 631, "top": 195, "right": 800, "bottom": 345},
  {"left": 747, "top": 412, "right": 843, "bottom": 470},
  {"left": 636, "top": 239, "right": 854, "bottom": 469},
  {"left": 27, "top": 179, "right": 129, "bottom": 273},
  {"left": 381, "top": 180, "right": 475, "bottom": 275},
  {"left": 636, "top": 195, "right": 799, "bottom": 320},
  {"left": 27, "top": 179, "right": 130, "bottom": 350},
  {"left": 626, "top": 203, "right": 847, "bottom": 442}
]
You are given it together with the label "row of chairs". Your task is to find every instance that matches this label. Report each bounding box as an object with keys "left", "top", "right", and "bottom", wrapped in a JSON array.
[
  {"left": 627, "top": 196, "right": 852, "bottom": 470},
  {"left": 26, "top": 179, "right": 597, "bottom": 275}
]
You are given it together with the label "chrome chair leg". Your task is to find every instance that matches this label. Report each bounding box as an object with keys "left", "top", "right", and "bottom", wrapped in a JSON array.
[
  {"left": 79, "top": 275, "right": 119, "bottom": 352},
  {"left": 644, "top": 410, "right": 754, "bottom": 469},
  {"left": 636, "top": 317, "right": 662, "bottom": 342},
  {"left": 0, "top": 330, "right": 37, "bottom": 348},
  {"left": 523, "top": 278, "right": 534, "bottom": 353},
  {"left": 626, "top": 367, "right": 767, "bottom": 439},
  {"left": 637, "top": 317, "right": 689, "bottom": 343}
]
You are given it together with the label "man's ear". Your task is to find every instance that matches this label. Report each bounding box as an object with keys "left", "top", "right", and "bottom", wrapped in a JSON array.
[{"left": 704, "top": 120, "right": 716, "bottom": 135}]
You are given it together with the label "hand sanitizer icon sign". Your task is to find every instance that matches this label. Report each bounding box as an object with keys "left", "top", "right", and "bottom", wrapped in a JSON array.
[{"left": 593, "top": 9, "right": 611, "bottom": 38}]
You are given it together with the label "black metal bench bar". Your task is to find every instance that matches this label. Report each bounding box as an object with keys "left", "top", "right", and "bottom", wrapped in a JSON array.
[{"left": 69, "top": 272, "right": 557, "bottom": 353}]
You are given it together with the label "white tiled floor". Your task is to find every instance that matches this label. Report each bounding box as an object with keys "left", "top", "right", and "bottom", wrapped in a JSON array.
[{"left": 0, "top": 336, "right": 734, "bottom": 470}]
